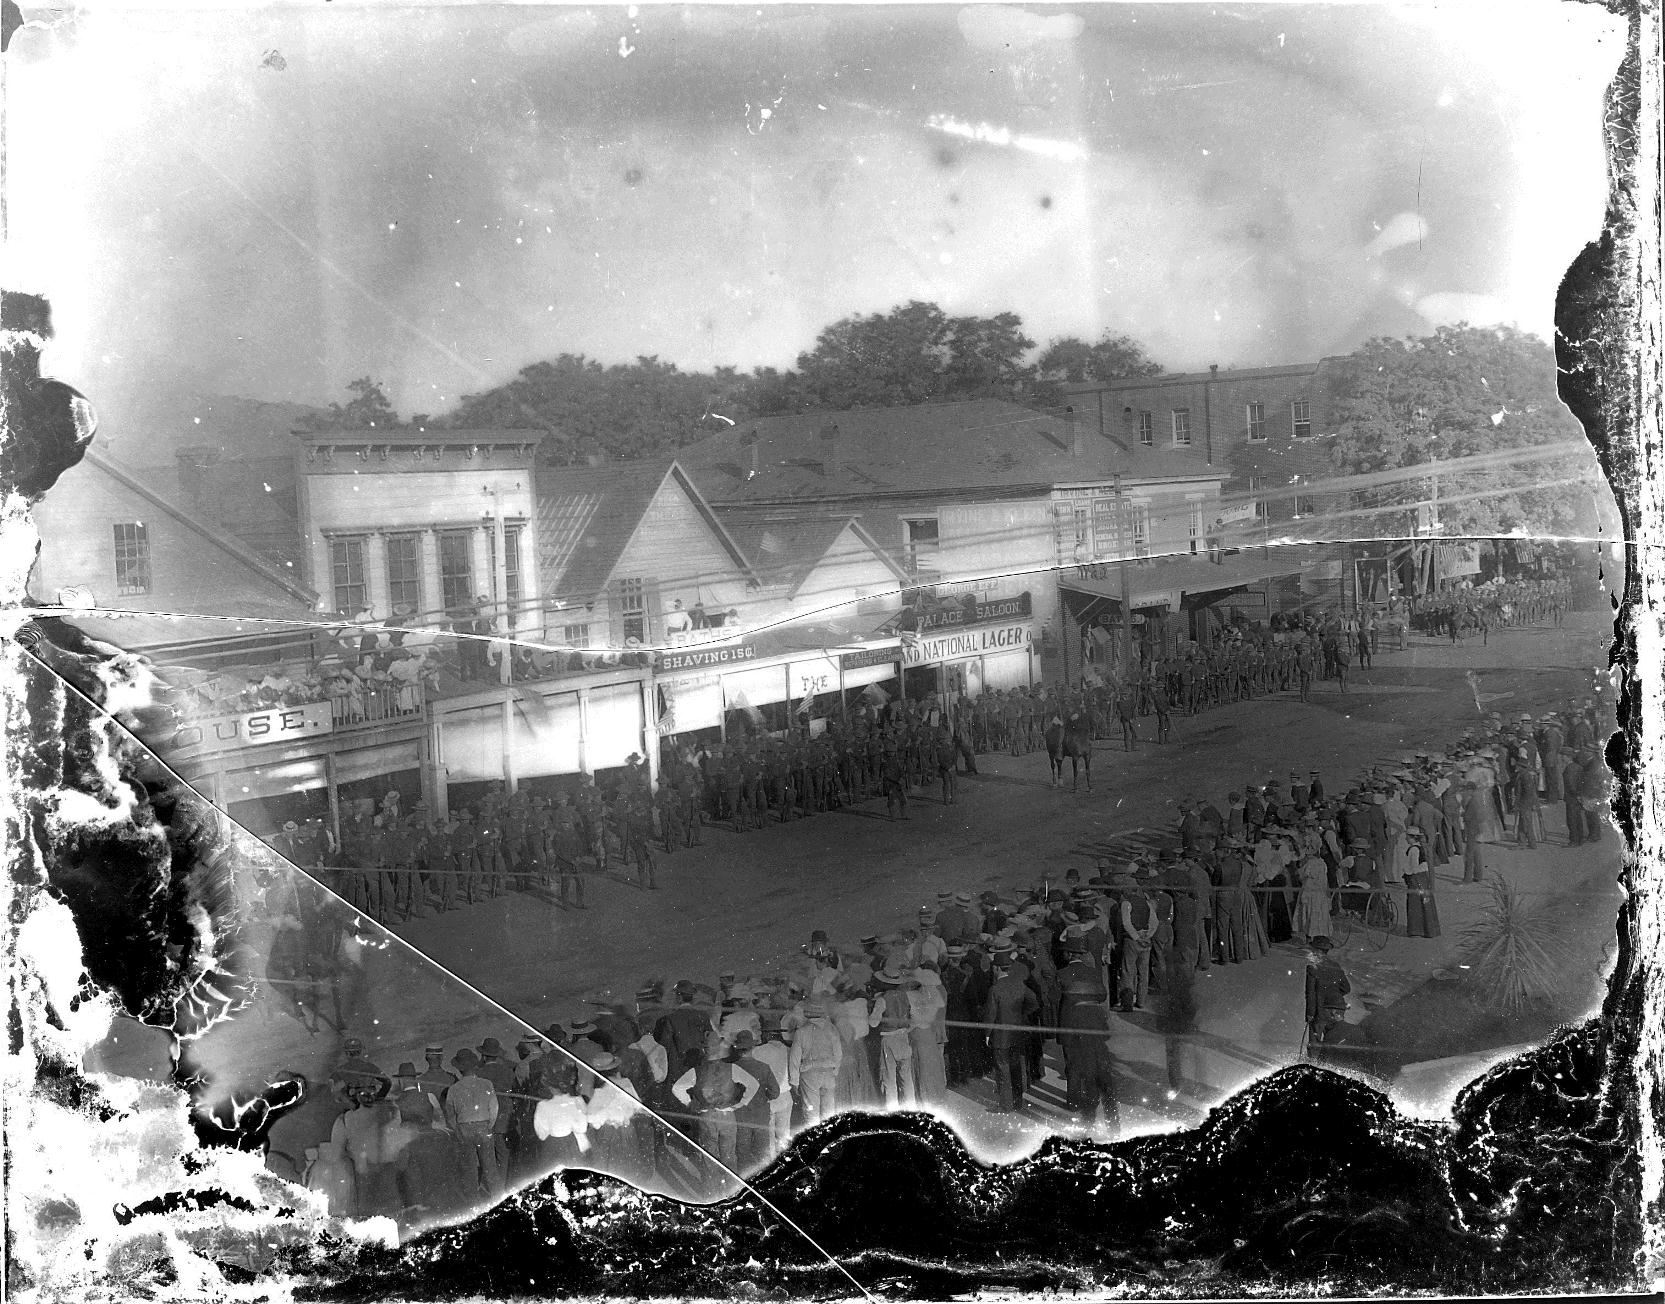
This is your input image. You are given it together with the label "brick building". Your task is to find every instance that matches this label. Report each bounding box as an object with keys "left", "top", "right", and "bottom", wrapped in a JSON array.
[{"left": 1065, "top": 360, "right": 1357, "bottom": 617}]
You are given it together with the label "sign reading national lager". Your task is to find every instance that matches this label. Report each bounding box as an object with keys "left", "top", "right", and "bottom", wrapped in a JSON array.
[
  {"left": 656, "top": 641, "right": 758, "bottom": 673},
  {"left": 916, "top": 590, "right": 1033, "bottom": 631},
  {"left": 903, "top": 623, "right": 1033, "bottom": 666}
]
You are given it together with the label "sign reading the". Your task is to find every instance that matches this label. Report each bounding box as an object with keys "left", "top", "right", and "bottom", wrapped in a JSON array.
[
  {"left": 788, "top": 657, "right": 839, "bottom": 700},
  {"left": 656, "top": 641, "right": 758, "bottom": 673},
  {"left": 173, "top": 699, "right": 333, "bottom": 754},
  {"left": 903, "top": 623, "right": 1033, "bottom": 666}
]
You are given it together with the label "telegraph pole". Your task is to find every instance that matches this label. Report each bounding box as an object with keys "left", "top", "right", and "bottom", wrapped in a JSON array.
[{"left": 1114, "top": 472, "right": 1134, "bottom": 683}]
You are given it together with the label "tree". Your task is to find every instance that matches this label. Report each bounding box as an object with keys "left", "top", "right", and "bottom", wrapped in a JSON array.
[
  {"left": 311, "top": 377, "right": 401, "bottom": 431},
  {"left": 1326, "top": 325, "right": 1600, "bottom": 539},
  {"left": 943, "top": 311, "right": 1036, "bottom": 398},
  {"left": 792, "top": 300, "right": 954, "bottom": 409},
  {"left": 1035, "top": 332, "right": 1163, "bottom": 385}
]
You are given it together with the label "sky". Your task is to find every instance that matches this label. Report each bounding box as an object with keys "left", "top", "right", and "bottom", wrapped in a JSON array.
[{"left": 5, "top": 2, "right": 1626, "bottom": 435}]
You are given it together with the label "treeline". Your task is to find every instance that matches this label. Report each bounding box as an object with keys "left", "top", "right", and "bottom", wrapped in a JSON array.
[{"left": 313, "top": 301, "right": 1162, "bottom": 466}]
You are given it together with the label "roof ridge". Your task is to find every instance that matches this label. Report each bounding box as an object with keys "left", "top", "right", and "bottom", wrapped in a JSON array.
[{"left": 81, "top": 449, "right": 317, "bottom": 607}]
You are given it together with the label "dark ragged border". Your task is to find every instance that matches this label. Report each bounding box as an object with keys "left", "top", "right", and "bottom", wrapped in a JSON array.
[{"left": 1, "top": 0, "right": 1655, "bottom": 1293}]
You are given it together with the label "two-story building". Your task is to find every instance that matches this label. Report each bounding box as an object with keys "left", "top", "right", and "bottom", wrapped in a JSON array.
[
  {"left": 1063, "top": 361, "right": 1355, "bottom": 621},
  {"left": 676, "top": 398, "right": 1227, "bottom": 687},
  {"left": 29, "top": 447, "right": 318, "bottom": 627}
]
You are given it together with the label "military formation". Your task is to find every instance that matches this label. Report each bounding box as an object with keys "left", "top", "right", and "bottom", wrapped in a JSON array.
[{"left": 1407, "top": 575, "right": 1571, "bottom": 641}]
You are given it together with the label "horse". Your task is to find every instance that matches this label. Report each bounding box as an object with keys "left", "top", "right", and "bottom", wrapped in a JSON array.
[{"left": 1044, "top": 711, "right": 1094, "bottom": 792}]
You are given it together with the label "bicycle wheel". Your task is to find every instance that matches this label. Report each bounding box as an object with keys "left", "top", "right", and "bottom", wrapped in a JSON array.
[
  {"left": 1329, "top": 897, "right": 1354, "bottom": 948},
  {"left": 1364, "top": 891, "right": 1393, "bottom": 951}
]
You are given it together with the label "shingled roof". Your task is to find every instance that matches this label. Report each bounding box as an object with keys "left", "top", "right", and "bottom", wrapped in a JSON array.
[
  {"left": 723, "top": 516, "right": 907, "bottom": 597},
  {"left": 536, "top": 460, "right": 757, "bottom": 606},
  {"left": 677, "top": 399, "right": 1220, "bottom": 505}
]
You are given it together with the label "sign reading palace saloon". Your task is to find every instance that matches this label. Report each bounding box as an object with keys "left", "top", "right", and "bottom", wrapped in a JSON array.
[
  {"left": 916, "top": 590, "right": 1033, "bottom": 632},
  {"left": 173, "top": 699, "right": 334, "bottom": 754},
  {"left": 903, "top": 623, "right": 1033, "bottom": 666}
]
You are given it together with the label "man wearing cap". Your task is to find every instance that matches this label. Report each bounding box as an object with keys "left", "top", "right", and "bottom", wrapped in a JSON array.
[
  {"left": 936, "top": 892, "right": 976, "bottom": 946},
  {"left": 330, "top": 1038, "right": 389, "bottom": 1106},
  {"left": 444, "top": 1048, "right": 504, "bottom": 1197},
  {"left": 1117, "top": 876, "right": 1160, "bottom": 1012},
  {"left": 789, "top": 1001, "right": 843, "bottom": 1125},
  {"left": 982, "top": 947, "right": 1039, "bottom": 1114},
  {"left": 656, "top": 981, "right": 715, "bottom": 1080},
  {"left": 1057, "top": 930, "right": 1118, "bottom": 1129},
  {"left": 727, "top": 1029, "right": 780, "bottom": 1172},
  {"left": 752, "top": 1015, "right": 796, "bottom": 1161},
  {"left": 1303, "top": 937, "right": 1351, "bottom": 1064}
]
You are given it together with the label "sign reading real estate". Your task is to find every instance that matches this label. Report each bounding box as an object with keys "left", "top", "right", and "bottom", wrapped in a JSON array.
[
  {"left": 902, "top": 623, "right": 1032, "bottom": 667},
  {"left": 174, "top": 699, "right": 333, "bottom": 754}
]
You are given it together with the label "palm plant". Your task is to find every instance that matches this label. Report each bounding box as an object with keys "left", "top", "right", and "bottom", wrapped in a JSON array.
[{"left": 1457, "top": 875, "right": 1580, "bottom": 1013}]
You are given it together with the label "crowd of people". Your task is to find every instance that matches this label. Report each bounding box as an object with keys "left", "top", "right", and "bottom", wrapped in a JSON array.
[{"left": 262, "top": 684, "right": 1610, "bottom": 1230}]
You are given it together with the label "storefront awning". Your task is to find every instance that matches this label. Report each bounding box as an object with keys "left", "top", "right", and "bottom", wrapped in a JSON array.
[{"left": 1058, "top": 551, "right": 1300, "bottom": 610}]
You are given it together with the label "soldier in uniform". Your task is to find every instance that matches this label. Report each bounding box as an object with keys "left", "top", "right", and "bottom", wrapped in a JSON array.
[
  {"left": 547, "top": 792, "right": 586, "bottom": 908},
  {"left": 576, "top": 778, "right": 610, "bottom": 875},
  {"left": 882, "top": 744, "right": 910, "bottom": 821},
  {"left": 934, "top": 723, "right": 959, "bottom": 806},
  {"left": 448, "top": 810, "right": 480, "bottom": 906}
]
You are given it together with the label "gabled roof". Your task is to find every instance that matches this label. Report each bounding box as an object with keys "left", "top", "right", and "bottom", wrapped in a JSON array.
[
  {"left": 677, "top": 398, "right": 1220, "bottom": 506},
  {"left": 536, "top": 460, "right": 759, "bottom": 606},
  {"left": 723, "top": 515, "right": 909, "bottom": 597},
  {"left": 81, "top": 449, "right": 318, "bottom": 608}
]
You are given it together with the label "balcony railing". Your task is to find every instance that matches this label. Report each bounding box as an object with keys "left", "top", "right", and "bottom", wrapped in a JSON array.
[{"left": 325, "top": 679, "right": 425, "bottom": 729}]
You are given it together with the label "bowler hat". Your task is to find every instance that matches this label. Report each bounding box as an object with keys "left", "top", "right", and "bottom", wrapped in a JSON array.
[{"left": 1310, "top": 936, "right": 1334, "bottom": 953}]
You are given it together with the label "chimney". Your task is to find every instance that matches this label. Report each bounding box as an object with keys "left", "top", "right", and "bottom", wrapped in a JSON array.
[
  {"left": 1066, "top": 406, "right": 1084, "bottom": 458},
  {"left": 818, "top": 421, "right": 840, "bottom": 480}
]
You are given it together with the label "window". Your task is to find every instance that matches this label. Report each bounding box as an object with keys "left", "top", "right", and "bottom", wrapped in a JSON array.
[
  {"left": 486, "top": 526, "right": 523, "bottom": 625},
  {"left": 903, "top": 517, "right": 940, "bottom": 576},
  {"left": 1248, "top": 475, "right": 1268, "bottom": 518},
  {"left": 1137, "top": 411, "right": 1154, "bottom": 446},
  {"left": 1292, "top": 399, "right": 1312, "bottom": 439},
  {"left": 1188, "top": 502, "right": 1205, "bottom": 554},
  {"left": 330, "top": 536, "right": 367, "bottom": 614},
  {"left": 112, "top": 522, "right": 151, "bottom": 596},
  {"left": 1071, "top": 505, "right": 1091, "bottom": 562},
  {"left": 562, "top": 623, "right": 590, "bottom": 648},
  {"left": 618, "top": 576, "right": 647, "bottom": 644},
  {"left": 1171, "top": 409, "right": 1191, "bottom": 447},
  {"left": 1129, "top": 502, "right": 1152, "bottom": 559},
  {"left": 438, "top": 530, "right": 475, "bottom": 612},
  {"left": 1246, "top": 402, "right": 1266, "bottom": 441},
  {"left": 386, "top": 533, "right": 422, "bottom": 615},
  {"left": 1294, "top": 492, "right": 1317, "bottom": 518}
]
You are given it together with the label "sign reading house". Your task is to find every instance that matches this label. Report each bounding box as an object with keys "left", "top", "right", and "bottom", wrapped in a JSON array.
[
  {"left": 903, "top": 623, "right": 1032, "bottom": 666},
  {"left": 173, "top": 699, "right": 333, "bottom": 754}
]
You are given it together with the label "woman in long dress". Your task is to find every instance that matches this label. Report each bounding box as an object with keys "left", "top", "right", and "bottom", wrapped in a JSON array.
[
  {"left": 830, "top": 980, "right": 879, "bottom": 1108},
  {"left": 906, "top": 964, "right": 948, "bottom": 1105},
  {"left": 1465, "top": 760, "right": 1507, "bottom": 842},
  {"left": 1293, "top": 853, "right": 1332, "bottom": 944},
  {"left": 1402, "top": 830, "right": 1442, "bottom": 937}
]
